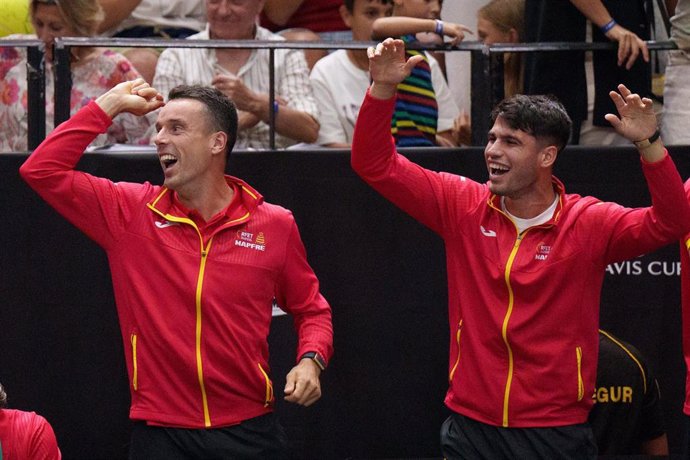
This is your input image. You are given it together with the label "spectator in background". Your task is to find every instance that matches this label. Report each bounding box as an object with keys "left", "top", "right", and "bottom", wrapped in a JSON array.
[
  {"left": 661, "top": 0, "right": 690, "bottom": 145},
  {"left": 453, "top": 0, "right": 525, "bottom": 146},
  {"left": 0, "top": 382, "right": 61, "bottom": 459},
  {"left": 310, "top": 0, "right": 393, "bottom": 148},
  {"left": 524, "top": 0, "right": 652, "bottom": 146},
  {"left": 477, "top": 0, "right": 524, "bottom": 99},
  {"left": 261, "top": 0, "right": 352, "bottom": 71},
  {"left": 153, "top": 0, "right": 319, "bottom": 150},
  {"left": 0, "top": 0, "right": 153, "bottom": 152},
  {"left": 97, "top": 0, "right": 207, "bottom": 83},
  {"left": 371, "top": 0, "right": 470, "bottom": 147},
  {"left": 588, "top": 330, "right": 668, "bottom": 456}
]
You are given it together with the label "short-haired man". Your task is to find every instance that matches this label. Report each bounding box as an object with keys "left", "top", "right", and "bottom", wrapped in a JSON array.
[
  {"left": 153, "top": 0, "right": 320, "bottom": 150},
  {"left": 351, "top": 38, "right": 690, "bottom": 457},
  {"left": 20, "top": 79, "right": 333, "bottom": 459}
]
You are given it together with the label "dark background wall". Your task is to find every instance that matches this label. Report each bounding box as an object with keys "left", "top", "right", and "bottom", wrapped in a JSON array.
[{"left": 1, "top": 146, "right": 689, "bottom": 459}]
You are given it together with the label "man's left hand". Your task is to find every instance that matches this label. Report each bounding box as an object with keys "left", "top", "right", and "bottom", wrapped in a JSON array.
[
  {"left": 604, "top": 83, "right": 657, "bottom": 141},
  {"left": 284, "top": 358, "right": 322, "bottom": 406}
]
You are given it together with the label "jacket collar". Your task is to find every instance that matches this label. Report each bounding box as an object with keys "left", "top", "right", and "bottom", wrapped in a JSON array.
[
  {"left": 486, "top": 176, "right": 566, "bottom": 227},
  {"left": 146, "top": 175, "right": 264, "bottom": 227}
]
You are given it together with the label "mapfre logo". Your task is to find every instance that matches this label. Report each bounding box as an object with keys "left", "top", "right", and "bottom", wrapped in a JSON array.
[
  {"left": 534, "top": 243, "right": 551, "bottom": 261},
  {"left": 235, "top": 230, "right": 266, "bottom": 252}
]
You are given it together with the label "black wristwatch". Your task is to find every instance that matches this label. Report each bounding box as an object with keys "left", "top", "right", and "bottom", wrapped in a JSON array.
[
  {"left": 300, "top": 351, "right": 326, "bottom": 371},
  {"left": 633, "top": 128, "right": 661, "bottom": 149}
]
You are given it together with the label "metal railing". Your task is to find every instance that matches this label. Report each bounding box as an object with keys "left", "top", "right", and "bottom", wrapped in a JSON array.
[{"left": 0, "top": 37, "right": 679, "bottom": 149}]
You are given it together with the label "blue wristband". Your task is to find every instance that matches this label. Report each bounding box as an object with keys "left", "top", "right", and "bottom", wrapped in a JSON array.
[
  {"left": 600, "top": 19, "right": 617, "bottom": 34},
  {"left": 435, "top": 19, "right": 444, "bottom": 36},
  {"left": 273, "top": 100, "right": 279, "bottom": 116}
]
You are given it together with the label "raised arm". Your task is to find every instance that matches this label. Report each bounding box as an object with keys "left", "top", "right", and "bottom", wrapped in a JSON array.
[
  {"left": 19, "top": 79, "right": 164, "bottom": 246},
  {"left": 597, "top": 84, "right": 690, "bottom": 261},
  {"left": 351, "top": 39, "right": 483, "bottom": 235},
  {"left": 371, "top": 17, "right": 471, "bottom": 46},
  {"left": 568, "top": 0, "right": 649, "bottom": 69}
]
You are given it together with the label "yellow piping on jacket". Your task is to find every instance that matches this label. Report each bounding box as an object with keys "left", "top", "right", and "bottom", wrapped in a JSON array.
[
  {"left": 501, "top": 235, "right": 522, "bottom": 427},
  {"left": 449, "top": 320, "right": 463, "bottom": 382}
]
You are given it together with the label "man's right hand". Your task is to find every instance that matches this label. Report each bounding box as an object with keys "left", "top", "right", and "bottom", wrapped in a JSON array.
[
  {"left": 95, "top": 78, "right": 165, "bottom": 119},
  {"left": 367, "top": 38, "right": 425, "bottom": 100}
]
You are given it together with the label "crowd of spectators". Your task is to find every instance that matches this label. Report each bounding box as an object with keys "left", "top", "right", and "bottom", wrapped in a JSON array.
[{"left": 0, "top": 0, "right": 687, "bottom": 152}]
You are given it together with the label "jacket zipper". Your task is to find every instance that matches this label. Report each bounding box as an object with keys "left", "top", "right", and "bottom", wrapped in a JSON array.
[
  {"left": 131, "top": 333, "right": 138, "bottom": 391},
  {"left": 501, "top": 231, "right": 527, "bottom": 427},
  {"left": 196, "top": 238, "right": 214, "bottom": 427},
  {"left": 146, "top": 200, "right": 253, "bottom": 428},
  {"left": 449, "top": 319, "right": 463, "bottom": 382}
]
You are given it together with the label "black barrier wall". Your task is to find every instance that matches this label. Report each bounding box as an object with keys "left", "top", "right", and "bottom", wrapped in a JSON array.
[{"left": 1, "top": 146, "right": 690, "bottom": 459}]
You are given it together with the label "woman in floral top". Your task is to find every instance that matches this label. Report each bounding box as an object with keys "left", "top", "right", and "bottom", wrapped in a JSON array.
[{"left": 0, "top": 0, "right": 153, "bottom": 152}]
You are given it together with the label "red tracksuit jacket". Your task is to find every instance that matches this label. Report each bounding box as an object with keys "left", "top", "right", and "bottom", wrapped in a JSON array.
[
  {"left": 352, "top": 90, "right": 690, "bottom": 428},
  {"left": 20, "top": 102, "right": 333, "bottom": 428}
]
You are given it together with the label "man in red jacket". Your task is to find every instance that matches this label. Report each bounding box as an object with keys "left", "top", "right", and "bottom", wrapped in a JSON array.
[
  {"left": 0, "top": 382, "right": 61, "bottom": 460},
  {"left": 351, "top": 38, "right": 689, "bottom": 458},
  {"left": 20, "top": 79, "right": 333, "bottom": 459}
]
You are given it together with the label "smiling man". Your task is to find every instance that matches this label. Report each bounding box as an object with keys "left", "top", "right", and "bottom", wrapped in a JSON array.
[
  {"left": 19, "top": 79, "right": 333, "bottom": 459},
  {"left": 351, "top": 38, "right": 690, "bottom": 458}
]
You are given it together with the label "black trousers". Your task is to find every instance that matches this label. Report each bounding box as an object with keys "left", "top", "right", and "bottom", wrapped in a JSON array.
[
  {"left": 440, "top": 412, "right": 597, "bottom": 460},
  {"left": 129, "top": 413, "right": 289, "bottom": 460}
]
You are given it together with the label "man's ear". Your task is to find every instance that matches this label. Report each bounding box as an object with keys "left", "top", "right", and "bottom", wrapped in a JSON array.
[
  {"left": 540, "top": 144, "right": 558, "bottom": 168},
  {"left": 508, "top": 27, "right": 520, "bottom": 43},
  {"left": 210, "top": 131, "right": 228, "bottom": 156},
  {"left": 339, "top": 4, "right": 352, "bottom": 27}
]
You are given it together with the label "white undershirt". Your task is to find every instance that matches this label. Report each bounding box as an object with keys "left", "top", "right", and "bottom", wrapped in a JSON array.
[{"left": 501, "top": 195, "right": 559, "bottom": 234}]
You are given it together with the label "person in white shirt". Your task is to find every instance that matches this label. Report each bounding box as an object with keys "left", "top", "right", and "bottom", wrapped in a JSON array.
[{"left": 153, "top": 0, "right": 319, "bottom": 150}]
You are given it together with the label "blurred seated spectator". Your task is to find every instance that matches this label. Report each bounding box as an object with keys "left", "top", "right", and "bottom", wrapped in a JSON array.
[
  {"left": 0, "top": 0, "right": 153, "bottom": 153},
  {"left": 661, "top": 0, "right": 690, "bottom": 145},
  {"left": 372, "top": 0, "right": 469, "bottom": 147},
  {"left": 453, "top": 0, "right": 525, "bottom": 146},
  {"left": 310, "top": 0, "right": 393, "bottom": 148},
  {"left": 588, "top": 330, "right": 668, "bottom": 456},
  {"left": 0, "top": 381, "right": 61, "bottom": 459},
  {"left": 0, "top": 0, "right": 33, "bottom": 36},
  {"left": 261, "top": 0, "right": 352, "bottom": 69},
  {"left": 97, "top": 0, "right": 206, "bottom": 83},
  {"left": 153, "top": 0, "right": 319, "bottom": 150}
]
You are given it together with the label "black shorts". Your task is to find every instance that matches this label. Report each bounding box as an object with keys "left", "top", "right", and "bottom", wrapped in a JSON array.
[
  {"left": 128, "top": 413, "right": 289, "bottom": 459},
  {"left": 440, "top": 412, "right": 597, "bottom": 459}
]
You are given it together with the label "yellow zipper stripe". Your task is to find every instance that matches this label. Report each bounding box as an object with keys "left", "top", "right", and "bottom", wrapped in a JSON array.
[
  {"left": 501, "top": 234, "right": 523, "bottom": 427},
  {"left": 599, "top": 329, "right": 647, "bottom": 393},
  {"left": 576, "top": 346, "right": 584, "bottom": 401},
  {"left": 685, "top": 238, "right": 690, "bottom": 251},
  {"left": 449, "top": 320, "right": 463, "bottom": 382},
  {"left": 196, "top": 238, "right": 213, "bottom": 427},
  {"left": 131, "top": 334, "right": 138, "bottom": 391},
  {"left": 257, "top": 363, "right": 274, "bottom": 407}
]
